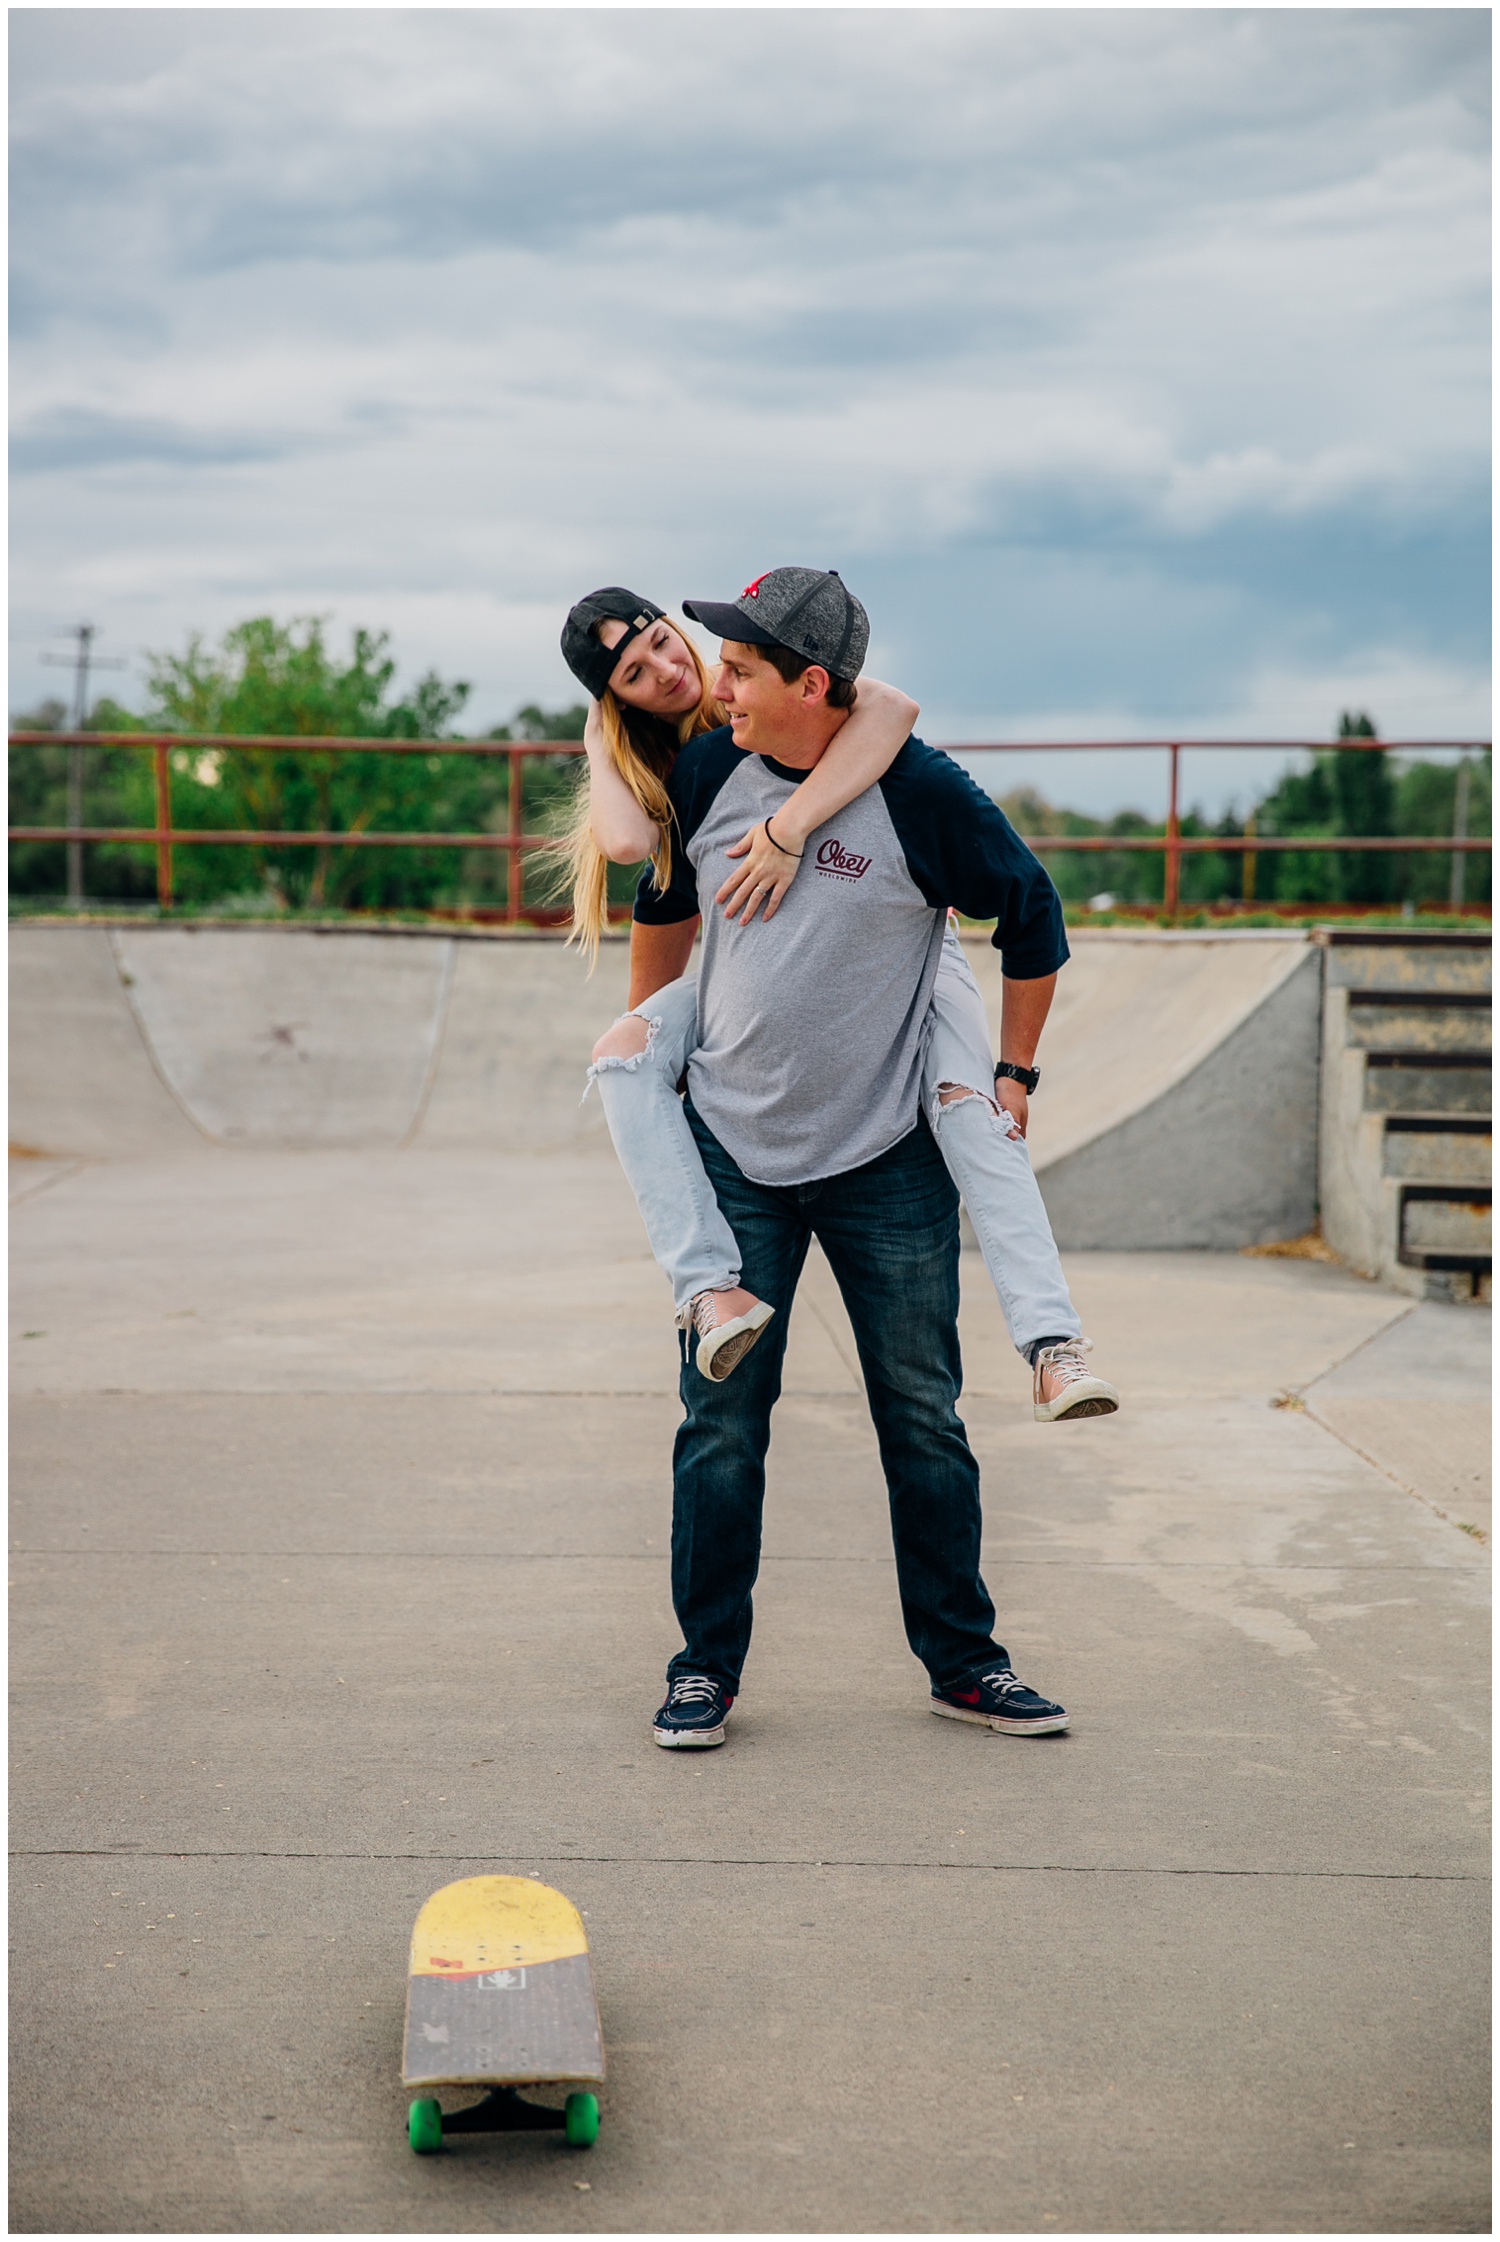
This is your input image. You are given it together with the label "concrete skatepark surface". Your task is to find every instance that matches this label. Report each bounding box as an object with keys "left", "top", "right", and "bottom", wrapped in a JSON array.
[
  {"left": 11, "top": 920, "right": 1321, "bottom": 1246},
  {"left": 9, "top": 923, "right": 1491, "bottom": 2232}
]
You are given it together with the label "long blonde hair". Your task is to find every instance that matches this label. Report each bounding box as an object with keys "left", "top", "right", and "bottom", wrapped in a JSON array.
[{"left": 560, "top": 620, "right": 724, "bottom": 964}]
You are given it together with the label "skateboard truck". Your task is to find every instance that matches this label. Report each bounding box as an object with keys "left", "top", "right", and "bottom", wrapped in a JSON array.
[
  {"left": 407, "top": 2086, "right": 599, "bottom": 2154},
  {"left": 438, "top": 2087, "right": 568, "bottom": 2134}
]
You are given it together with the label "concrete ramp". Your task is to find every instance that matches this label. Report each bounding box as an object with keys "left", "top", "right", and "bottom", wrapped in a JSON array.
[
  {"left": 417, "top": 938, "right": 627, "bottom": 1152},
  {"left": 10, "top": 924, "right": 627, "bottom": 1160},
  {"left": 9, "top": 925, "right": 205, "bottom": 1159},
  {"left": 11, "top": 920, "right": 1319, "bottom": 1246},
  {"left": 112, "top": 927, "right": 453, "bottom": 1148},
  {"left": 962, "top": 929, "right": 1320, "bottom": 1250}
]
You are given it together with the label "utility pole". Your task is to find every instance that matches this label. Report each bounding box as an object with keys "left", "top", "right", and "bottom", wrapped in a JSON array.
[
  {"left": 65, "top": 623, "right": 92, "bottom": 908},
  {"left": 41, "top": 623, "right": 125, "bottom": 908},
  {"left": 1449, "top": 760, "right": 1471, "bottom": 912}
]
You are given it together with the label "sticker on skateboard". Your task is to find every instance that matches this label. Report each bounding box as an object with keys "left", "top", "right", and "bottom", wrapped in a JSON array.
[{"left": 402, "top": 1875, "right": 604, "bottom": 2154}]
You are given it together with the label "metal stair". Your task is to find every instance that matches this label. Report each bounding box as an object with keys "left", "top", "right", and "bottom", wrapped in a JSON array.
[{"left": 1316, "top": 930, "right": 1491, "bottom": 1300}]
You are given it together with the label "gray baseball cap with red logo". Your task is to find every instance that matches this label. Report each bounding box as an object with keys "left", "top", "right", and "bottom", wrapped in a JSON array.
[{"left": 683, "top": 567, "right": 869, "bottom": 683}]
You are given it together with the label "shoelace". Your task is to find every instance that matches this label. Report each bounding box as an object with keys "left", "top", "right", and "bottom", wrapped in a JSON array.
[
  {"left": 690, "top": 1293, "right": 726, "bottom": 1341},
  {"left": 1036, "top": 1338, "right": 1094, "bottom": 1386},
  {"left": 977, "top": 1668, "right": 1027, "bottom": 1699},
  {"left": 666, "top": 1674, "right": 721, "bottom": 1709}
]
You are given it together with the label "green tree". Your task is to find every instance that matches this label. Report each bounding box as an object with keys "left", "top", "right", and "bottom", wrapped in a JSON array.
[
  {"left": 1253, "top": 754, "right": 1338, "bottom": 905},
  {"left": 10, "top": 613, "right": 600, "bottom": 916},
  {"left": 8, "top": 694, "right": 162, "bottom": 905},
  {"left": 489, "top": 702, "right": 589, "bottom": 743},
  {"left": 126, "top": 616, "right": 480, "bottom": 910},
  {"left": 8, "top": 696, "right": 73, "bottom": 901},
  {"left": 1247, "top": 715, "right": 1491, "bottom": 912},
  {"left": 1393, "top": 751, "right": 1491, "bottom": 909},
  {"left": 1254, "top": 713, "right": 1390, "bottom": 906},
  {"left": 1331, "top": 710, "right": 1395, "bottom": 904},
  {"left": 995, "top": 789, "right": 1244, "bottom": 913}
]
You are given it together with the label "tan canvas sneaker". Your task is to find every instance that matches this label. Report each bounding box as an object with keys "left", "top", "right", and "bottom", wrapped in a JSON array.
[
  {"left": 1033, "top": 1338, "right": 1120, "bottom": 1423},
  {"left": 690, "top": 1292, "right": 775, "bottom": 1382}
]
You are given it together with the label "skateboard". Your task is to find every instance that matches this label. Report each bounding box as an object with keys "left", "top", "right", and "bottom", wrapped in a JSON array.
[{"left": 402, "top": 1875, "right": 604, "bottom": 2155}]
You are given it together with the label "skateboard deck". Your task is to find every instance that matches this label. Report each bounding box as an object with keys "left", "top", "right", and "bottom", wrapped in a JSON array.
[{"left": 402, "top": 1876, "right": 604, "bottom": 2154}]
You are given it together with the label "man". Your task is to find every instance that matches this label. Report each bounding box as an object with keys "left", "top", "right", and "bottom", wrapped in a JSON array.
[{"left": 635, "top": 566, "right": 1073, "bottom": 1750}]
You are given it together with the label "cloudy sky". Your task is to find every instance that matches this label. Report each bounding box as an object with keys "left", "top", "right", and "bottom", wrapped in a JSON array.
[{"left": 10, "top": 7, "right": 1491, "bottom": 815}]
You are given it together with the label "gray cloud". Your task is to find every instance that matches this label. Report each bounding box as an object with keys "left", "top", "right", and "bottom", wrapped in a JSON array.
[
  {"left": 9, "top": 9, "right": 1489, "bottom": 804},
  {"left": 11, "top": 407, "right": 291, "bottom": 475}
]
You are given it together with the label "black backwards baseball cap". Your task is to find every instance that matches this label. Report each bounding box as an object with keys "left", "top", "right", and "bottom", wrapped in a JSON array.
[
  {"left": 560, "top": 587, "right": 667, "bottom": 700},
  {"left": 683, "top": 568, "right": 870, "bottom": 683}
]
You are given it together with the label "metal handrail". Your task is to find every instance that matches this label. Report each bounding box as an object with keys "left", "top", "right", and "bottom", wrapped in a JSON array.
[{"left": 9, "top": 730, "right": 1491, "bottom": 920}]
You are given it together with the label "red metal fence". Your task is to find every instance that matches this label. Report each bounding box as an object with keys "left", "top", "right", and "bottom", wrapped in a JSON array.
[{"left": 9, "top": 730, "right": 1491, "bottom": 921}]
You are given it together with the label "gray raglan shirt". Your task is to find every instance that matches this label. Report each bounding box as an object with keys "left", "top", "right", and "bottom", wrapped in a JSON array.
[{"left": 634, "top": 728, "right": 1068, "bottom": 1187}]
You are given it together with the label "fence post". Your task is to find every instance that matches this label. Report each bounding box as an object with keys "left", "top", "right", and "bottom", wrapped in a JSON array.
[
  {"left": 153, "top": 740, "right": 174, "bottom": 911},
  {"left": 1164, "top": 744, "right": 1181, "bottom": 920},
  {"left": 507, "top": 748, "right": 524, "bottom": 923},
  {"left": 1242, "top": 811, "right": 1256, "bottom": 906}
]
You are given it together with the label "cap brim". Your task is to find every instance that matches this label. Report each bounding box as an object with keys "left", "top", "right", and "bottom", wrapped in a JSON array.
[{"left": 681, "top": 599, "right": 784, "bottom": 648}]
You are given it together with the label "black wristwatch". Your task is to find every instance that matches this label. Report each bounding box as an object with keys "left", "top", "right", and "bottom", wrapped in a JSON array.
[{"left": 994, "top": 1060, "right": 1040, "bottom": 1095}]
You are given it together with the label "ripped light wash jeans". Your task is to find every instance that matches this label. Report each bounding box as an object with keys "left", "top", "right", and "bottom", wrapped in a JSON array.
[{"left": 587, "top": 928, "right": 1081, "bottom": 1356}]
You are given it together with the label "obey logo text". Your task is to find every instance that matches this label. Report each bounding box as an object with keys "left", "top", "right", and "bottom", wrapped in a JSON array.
[{"left": 816, "top": 837, "right": 872, "bottom": 881}]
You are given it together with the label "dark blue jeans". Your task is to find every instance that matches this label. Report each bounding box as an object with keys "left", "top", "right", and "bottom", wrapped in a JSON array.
[{"left": 669, "top": 1099, "right": 1008, "bottom": 1696}]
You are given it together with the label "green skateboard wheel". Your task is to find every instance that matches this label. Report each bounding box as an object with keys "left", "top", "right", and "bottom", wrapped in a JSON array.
[
  {"left": 565, "top": 2092, "right": 599, "bottom": 2147},
  {"left": 408, "top": 2097, "right": 443, "bottom": 2154}
]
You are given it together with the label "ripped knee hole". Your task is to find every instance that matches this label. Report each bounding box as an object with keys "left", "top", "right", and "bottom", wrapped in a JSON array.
[
  {"left": 935, "top": 1079, "right": 1023, "bottom": 1140},
  {"left": 936, "top": 1079, "right": 999, "bottom": 1116},
  {"left": 591, "top": 1015, "right": 655, "bottom": 1067}
]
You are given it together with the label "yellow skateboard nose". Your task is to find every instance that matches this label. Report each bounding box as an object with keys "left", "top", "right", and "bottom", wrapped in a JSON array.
[{"left": 408, "top": 1875, "right": 589, "bottom": 1978}]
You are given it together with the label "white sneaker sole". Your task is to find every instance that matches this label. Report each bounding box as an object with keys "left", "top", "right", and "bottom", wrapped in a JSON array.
[
  {"left": 652, "top": 1722, "right": 726, "bottom": 1749},
  {"left": 1034, "top": 1378, "right": 1119, "bottom": 1423},
  {"left": 695, "top": 1301, "right": 774, "bottom": 1382},
  {"left": 931, "top": 1699, "right": 1070, "bottom": 1736}
]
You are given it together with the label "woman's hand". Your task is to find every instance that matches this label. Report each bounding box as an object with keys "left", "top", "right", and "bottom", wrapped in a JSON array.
[
  {"left": 584, "top": 696, "right": 605, "bottom": 750},
  {"left": 715, "top": 818, "right": 805, "bottom": 924}
]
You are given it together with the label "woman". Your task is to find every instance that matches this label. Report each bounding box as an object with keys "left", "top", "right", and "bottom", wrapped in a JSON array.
[{"left": 559, "top": 585, "right": 1117, "bottom": 1421}]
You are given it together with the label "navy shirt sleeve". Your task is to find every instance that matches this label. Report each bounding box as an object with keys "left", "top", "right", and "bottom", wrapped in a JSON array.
[
  {"left": 878, "top": 737, "right": 1070, "bottom": 978},
  {"left": 632, "top": 725, "right": 741, "bottom": 926}
]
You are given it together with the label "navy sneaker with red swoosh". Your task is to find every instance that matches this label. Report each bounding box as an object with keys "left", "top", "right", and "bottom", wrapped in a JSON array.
[
  {"left": 931, "top": 1666, "right": 1069, "bottom": 1735},
  {"left": 653, "top": 1673, "right": 734, "bottom": 1748}
]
